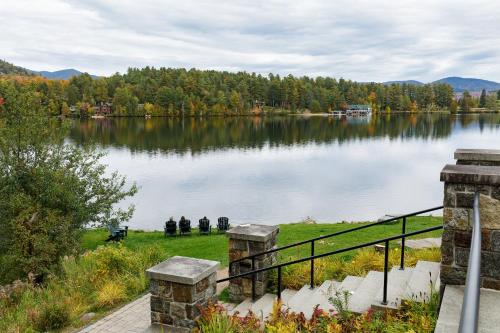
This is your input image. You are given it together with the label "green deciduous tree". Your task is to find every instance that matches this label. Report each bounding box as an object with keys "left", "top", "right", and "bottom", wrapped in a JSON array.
[
  {"left": 460, "top": 91, "right": 473, "bottom": 113},
  {"left": 0, "top": 84, "right": 137, "bottom": 284}
]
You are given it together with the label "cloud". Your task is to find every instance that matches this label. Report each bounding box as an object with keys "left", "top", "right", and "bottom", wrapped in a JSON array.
[{"left": 1, "top": 0, "right": 499, "bottom": 81}]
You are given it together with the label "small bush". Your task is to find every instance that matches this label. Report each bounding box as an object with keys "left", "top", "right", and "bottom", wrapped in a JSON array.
[
  {"left": 97, "top": 281, "right": 127, "bottom": 306},
  {"left": 35, "top": 301, "right": 70, "bottom": 331},
  {"left": 195, "top": 302, "right": 260, "bottom": 333}
]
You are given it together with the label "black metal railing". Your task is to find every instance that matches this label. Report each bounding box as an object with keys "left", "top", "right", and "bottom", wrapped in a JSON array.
[
  {"left": 228, "top": 205, "right": 443, "bottom": 295},
  {"left": 217, "top": 224, "right": 443, "bottom": 303},
  {"left": 458, "top": 192, "right": 481, "bottom": 333}
]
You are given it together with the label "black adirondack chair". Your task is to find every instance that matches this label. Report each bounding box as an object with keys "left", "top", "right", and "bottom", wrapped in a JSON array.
[
  {"left": 164, "top": 218, "right": 177, "bottom": 237},
  {"left": 198, "top": 217, "right": 211, "bottom": 235},
  {"left": 179, "top": 216, "right": 192, "bottom": 235},
  {"left": 217, "top": 217, "right": 230, "bottom": 233}
]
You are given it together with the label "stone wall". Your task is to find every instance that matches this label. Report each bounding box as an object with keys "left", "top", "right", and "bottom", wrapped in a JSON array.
[
  {"left": 146, "top": 256, "right": 219, "bottom": 332},
  {"left": 441, "top": 149, "right": 500, "bottom": 290},
  {"left": 226, "top": 224, "right": 279, "bottom": 302}
]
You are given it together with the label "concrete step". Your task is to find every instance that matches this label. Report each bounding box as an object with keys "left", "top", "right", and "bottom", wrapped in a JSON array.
[
  {"left": 402, "top": 260, "right": 440, "bottom": 303},
  {"left": 293, "top": 280, "right": 341, "bottom": 319},
  {"left": 256, "top": 289, "right": 297, "bottom": 320},
  {"left": 311, "top": 280, "right": 342, "bottom": 318},
  {"left": 348, "top": 271, "right": 384, "bottom": 314},
  {"left": 371, "top": 267, "right": 413, "bottom": 310},
  {"left": 286, "top": 284, "right": 318, "bottom": 312},
  {"left": 231, "top": 289, "right": 297, "bottom": 319},
  {"left": 435, "top": 285, "right": 500, "bottom": 333},
  {"left": 339, "top": 275, "right": 364, "bottom": 295}
]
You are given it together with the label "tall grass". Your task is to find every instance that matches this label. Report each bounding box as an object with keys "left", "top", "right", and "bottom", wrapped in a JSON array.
[{"left": 0, "top": 244, "right": 163, "bottom": 333}]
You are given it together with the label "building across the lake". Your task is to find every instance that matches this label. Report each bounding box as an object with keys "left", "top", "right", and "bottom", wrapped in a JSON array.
[
  {"left": 93, "top": 102, "right": 113, "bottom": 115},
  {"left": 346, "top": 104, "right": 372, "bottom": 115},
  {"left": 333, "top": 104, "right": 372, "bottom": 116}
]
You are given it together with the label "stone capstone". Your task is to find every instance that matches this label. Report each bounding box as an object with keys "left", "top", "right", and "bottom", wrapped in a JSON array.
[{"left": 146, "top": 256, "right": 219, "bottom": 284}]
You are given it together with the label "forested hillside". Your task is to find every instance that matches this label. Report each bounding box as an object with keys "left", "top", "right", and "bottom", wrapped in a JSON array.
[
  {"left": 0, "top": 60, "right": 33, "bottom": 76},
  {"left": 0, "top": 67, "right": 455, "bottom": 116}
]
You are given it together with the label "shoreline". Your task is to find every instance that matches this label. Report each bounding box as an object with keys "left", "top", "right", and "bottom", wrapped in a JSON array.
[{"left": 65, "top": 110, "right": 499, "bottom": 119}]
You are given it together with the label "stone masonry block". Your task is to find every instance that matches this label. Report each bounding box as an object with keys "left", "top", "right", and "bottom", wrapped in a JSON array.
[
  {"left": 483, "top": 278, "right": 500, "bottom": 290},
  {"left": 456, "top": 192, "right": 474, "bottom": 208},
  {"left": 441, "top": 239, "right": 454, "bottom": 265},
  {"left": 443, "top": 207, "right": 471, "bottom": 230},
  {"left": 492, "top": 231, "right": 500, "bottom": 252},
  {"left": 492, "top": 187, "right": 500, "bottom": 201},
  {"left": 454, "top": 230, "right": 491, "bottom": 251},
  {"left": 440, "top": 264, "right": 467, "bottom": 285},
  {"left": 479, "top": 194, "right": 500, "bottom": 229},
  {"left": 482, "top": 251, "right": 500, "bottom": 278}
]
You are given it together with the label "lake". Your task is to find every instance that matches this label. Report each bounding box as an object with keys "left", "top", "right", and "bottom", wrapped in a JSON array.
[{"left": 69, "top": 113, "right": 500, "bottom": 230}]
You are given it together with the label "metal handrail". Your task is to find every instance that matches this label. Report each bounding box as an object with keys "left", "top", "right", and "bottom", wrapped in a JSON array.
[
  {"left": 458, "top": 192, "right": 481, "bottom": 333},
  {"left": 228, "top": 205, "right": 443, "bottom": 293},
  {"left": 218, "top": 224, "right": 443, "bottom": 302},
  {"left": 230, "top": 205, "right": 443, "bottom": 266}
]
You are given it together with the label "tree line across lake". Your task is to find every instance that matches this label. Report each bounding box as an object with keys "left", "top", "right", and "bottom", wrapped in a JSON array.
[{"left": 0, "top": 67, "right": 480, "bottom": 117}]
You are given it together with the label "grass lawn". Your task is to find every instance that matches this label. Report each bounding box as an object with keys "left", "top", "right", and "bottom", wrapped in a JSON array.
[{"left": 82, "top": 215, "right": 443, "bottom": 266}]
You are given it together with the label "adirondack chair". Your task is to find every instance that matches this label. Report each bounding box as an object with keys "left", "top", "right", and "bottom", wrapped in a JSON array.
[
  {"left": 198, "top": 217, "right": 211, "bottom": 235},
  {"left": 105, "top": 225, "right": 126, "bottom": 242},
  {"left": 164, "top": 218, "right": 177, "bottom": 237},
  {"left": 217, "top": 217, "right": 230, "bottom": 233},
  {"left": 179, "top": 216, "right": 192, "bottom": 235}
]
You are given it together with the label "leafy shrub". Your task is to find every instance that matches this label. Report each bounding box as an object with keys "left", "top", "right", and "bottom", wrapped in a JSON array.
[{"left": 34, "top": 301, "right": 70, "bottom": 331}]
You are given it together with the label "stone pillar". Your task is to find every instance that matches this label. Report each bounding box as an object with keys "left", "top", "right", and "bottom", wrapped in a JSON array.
[
  {"left": 440, "top": 149, "right": 500, "bottom": 290},
  {"left": 226, "top": 224, "right": 279, "bottom": 302},
  {"left": 146, "top": 256, "right": 219, "bottom": 332},
  {"left": 455, "top": 149, "right": 500, "bottom": 166}
]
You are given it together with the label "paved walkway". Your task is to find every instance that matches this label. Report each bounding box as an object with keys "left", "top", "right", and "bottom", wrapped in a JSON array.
[
  {"left": 400, "top": 237, "right": 441, "bottom": 249},
  {"left": 78, "top": 294, "right": 150, "bottom": 333},
  {"left": 78, "top": 269, "right": 229, "bottom": 333}
]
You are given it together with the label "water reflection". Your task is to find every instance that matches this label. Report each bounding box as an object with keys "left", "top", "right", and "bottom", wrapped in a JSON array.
[{"left": 69, "top": 114, "right": 500, "bottom": 229}]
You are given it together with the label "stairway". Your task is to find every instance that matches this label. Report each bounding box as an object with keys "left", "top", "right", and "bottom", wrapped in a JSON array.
[
  {"left": 435, "top": 285, "right": 500, "bottom": 333},
  {"left": 229, "top": 260, "right": 440, "bottom": 320}
]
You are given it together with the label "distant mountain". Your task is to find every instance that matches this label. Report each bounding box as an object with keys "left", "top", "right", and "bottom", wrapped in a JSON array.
[
  {"left": 432, "top": 77, "right": 500, "bottom": 93},
  {"left": 383, "top": 80, "right": 424, "bottom": 86},
  {"left": 36, "top": 69, "right": 99, "bottom": 80},
  {"left": 384, "top": 77, "right": 500, "bottom": 93},
  {"left": 0, "top": 59, "right": 34, "bottom": 76}
]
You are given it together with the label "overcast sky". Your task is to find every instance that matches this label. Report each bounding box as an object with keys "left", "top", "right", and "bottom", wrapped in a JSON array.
[{"left": 1, "top": 0, "right": 499, "bottom": 82}]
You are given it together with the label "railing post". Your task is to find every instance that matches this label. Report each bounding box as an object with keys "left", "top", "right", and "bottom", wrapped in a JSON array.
[
  {"left": 400, "top": 216, "right": 406, "bottom": 270},
  {"left": 310, "top": 240, "right": 315, "bottom": 289},
  {"left": 251, "top": 257, "right": 256, "bottom": 302},
  {"left": 277, "top": 266, "right": 282, "bottom": 301},
  {"left": 382, "top": 240, "right": 389, "bottom": 305}
]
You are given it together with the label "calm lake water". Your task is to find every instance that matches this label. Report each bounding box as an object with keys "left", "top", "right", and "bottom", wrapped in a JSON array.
[{"left": 70, "top": 114, "right": 500, "bottom": 230}]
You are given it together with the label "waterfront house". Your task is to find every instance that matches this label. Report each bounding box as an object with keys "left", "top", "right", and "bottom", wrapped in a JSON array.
[
  {"left": 93, "top": 102, "right": 113, "bottom": 115},
  {"left": 346, "top": 104, "right": 372, "bottom": 115}
]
